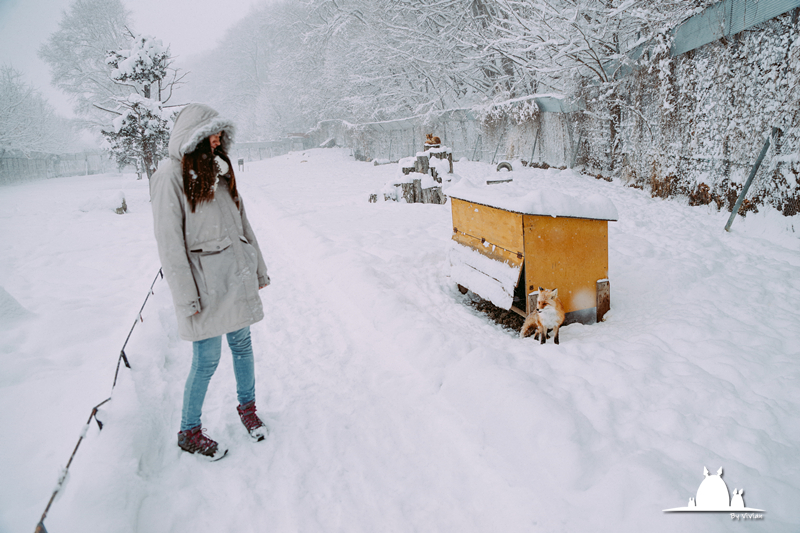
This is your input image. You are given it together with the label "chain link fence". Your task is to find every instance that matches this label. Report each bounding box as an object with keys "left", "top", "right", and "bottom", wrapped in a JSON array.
[
  {"left": 305, "top": 109, "right": 574, "bottom": 168},
  {"left": 0, "top": 150, "right": 118, "bottom": 186}
]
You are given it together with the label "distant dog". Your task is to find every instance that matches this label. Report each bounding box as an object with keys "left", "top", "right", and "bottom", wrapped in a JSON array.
[
  {"left": 425, "top": 133, "right": 441, "bottom": 145},
  {"left": 237, "top": 158, "right": 244, "bottom": 171},
  {"left": 521, "top": 287, "right": 565, "bottom": 344}
]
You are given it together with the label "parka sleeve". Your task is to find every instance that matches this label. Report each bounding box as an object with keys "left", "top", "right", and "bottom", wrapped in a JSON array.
[
  {"left": 150, "top": 166, "right": 201, "bottom": 316},
  {"left": 240, "top": 198, "right": 270, "bottom": 287}
]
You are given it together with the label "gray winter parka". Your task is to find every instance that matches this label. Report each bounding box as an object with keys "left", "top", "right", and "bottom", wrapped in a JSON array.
[{"left": 150, "top": 104, "right": 269, "bottom": 341}]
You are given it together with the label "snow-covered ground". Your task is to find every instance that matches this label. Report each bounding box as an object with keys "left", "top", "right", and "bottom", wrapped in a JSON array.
[{"left": 1, "top": 148, "right": 799, "bottom": 532}]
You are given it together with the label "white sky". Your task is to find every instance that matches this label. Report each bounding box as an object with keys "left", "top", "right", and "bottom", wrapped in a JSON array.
[{"left": 0, "top": 0, "right": 262, "bottom": 116}]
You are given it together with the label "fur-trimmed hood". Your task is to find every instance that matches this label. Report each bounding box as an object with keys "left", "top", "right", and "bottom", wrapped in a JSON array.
[{"left": 168, "top": 103, "right": 236, "bottom": 161}]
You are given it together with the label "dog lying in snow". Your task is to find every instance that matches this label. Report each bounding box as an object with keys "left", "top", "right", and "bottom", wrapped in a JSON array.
[{"left": 520, "top": 287, "right": 565, "bottom": 344}]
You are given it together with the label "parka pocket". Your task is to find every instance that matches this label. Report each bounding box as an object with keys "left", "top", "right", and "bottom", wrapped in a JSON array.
[
  {"left": 188, "top": 236, "right": 233, "bottom": 297},
  {"left": 188, "top": 236, "right": 233, "bottom": 255}
]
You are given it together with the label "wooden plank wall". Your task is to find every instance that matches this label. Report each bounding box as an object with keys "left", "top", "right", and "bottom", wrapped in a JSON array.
[
  {"left": 451, "top": 199, "right": 525, "bottom": 255},
  {"left": 523, "top": 215, "right": 609, "bottom": 315}
]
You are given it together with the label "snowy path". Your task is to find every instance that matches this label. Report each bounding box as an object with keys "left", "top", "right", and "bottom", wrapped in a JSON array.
[{"left": 1, "top": 148, "right": 799, "bottom": 532}]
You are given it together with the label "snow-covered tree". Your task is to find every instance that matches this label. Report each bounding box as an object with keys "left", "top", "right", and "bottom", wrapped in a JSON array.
[
  {"left": 101, "top": 94, "right": 171, "bottom": 178},
  {"left": 101, "top": 34, "right": 182, "bottom": 179},
  {"left": 299, "top": 0, "right": 496, "bottom": 119},
  {"left": 38, "top": 0, "right": 133, "bottom": 125},
  {"left": 0, "top": 65, "right": 75, "bottom": 154},
  {"left": 184, "top": 0, "right": 720, "bottom": 139},
  {"left": 106, "top": 34, "right": 171, "bottom": 100},
  {"left": 182, "top": 2, "right": 315, "bottom": 139},
  {"left": 40, "top": 0, "right": 181, "bottom": 177}
]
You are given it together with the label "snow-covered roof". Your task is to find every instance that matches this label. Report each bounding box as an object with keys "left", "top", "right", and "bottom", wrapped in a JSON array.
[{"left": 447, "top": 178, "right": 618, "bottom": 221}]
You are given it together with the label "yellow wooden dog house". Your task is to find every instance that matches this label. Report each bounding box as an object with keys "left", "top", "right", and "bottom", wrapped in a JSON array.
[{"left": 449, "top": 190, "right": 616, "bottom": 325}]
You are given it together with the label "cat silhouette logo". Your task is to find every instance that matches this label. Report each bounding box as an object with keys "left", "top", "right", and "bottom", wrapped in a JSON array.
[{"left": 663, "top": 467, "right": 765, "bottom": 513}]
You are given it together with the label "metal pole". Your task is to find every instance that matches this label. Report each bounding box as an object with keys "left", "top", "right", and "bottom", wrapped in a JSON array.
[
  {"left": 491, "top": 136, "right": 503, "bottom": 165},
  {"left": 724, "top": 127, "right": 777, "bottom": 232},
  {"left": 472, "top": 135, "right": 481, "bottom": 161}
]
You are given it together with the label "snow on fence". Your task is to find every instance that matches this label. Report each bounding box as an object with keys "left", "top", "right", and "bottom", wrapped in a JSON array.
[
  {"left": 306, "top": 108, "right": 574, "bottom": 169},
  {"left": 34, "top": 269, "right": 164, "bottom": 533},
  {"left": 0, "top": 150, "right": 117, "bottom": 185},
  {"left": 1, "top": 138, "right": 308, "bottom": 184},
  {"left": 231, "top": 138, "right": 306, "bottom": 166},
  {"left": 0, "top": 137, "right": 311, "bottom": 185}
]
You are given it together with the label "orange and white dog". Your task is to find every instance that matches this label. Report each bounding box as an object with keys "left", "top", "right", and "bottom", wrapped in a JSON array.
[{"left": 521, "top": 287, "right": 565, "bottom": 344}]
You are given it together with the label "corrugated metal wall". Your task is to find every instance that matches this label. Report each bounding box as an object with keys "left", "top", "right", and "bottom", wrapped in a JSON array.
[{"left": 672, "top": 0, "right": 800, "bottom": 56}]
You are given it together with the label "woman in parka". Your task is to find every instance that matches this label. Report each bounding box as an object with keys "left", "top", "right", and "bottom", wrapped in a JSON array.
[{"left": 151, "top": 103, "right": 269, "bottom": 461}]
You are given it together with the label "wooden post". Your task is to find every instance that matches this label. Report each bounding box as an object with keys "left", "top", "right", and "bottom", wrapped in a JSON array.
[
  {"left": 421, "top": 187, "right": 433, "bottom": 204},
  {"left": 415, "top": 155, "right": 429, "bottom": 174},
  {"left": 597, "top": 279, "right": 610, "bottom": 322},
  {"left": 421, "top": 186, "right": 445, "bottom": 204},
  {"left": 428, "top": 149, "right": 453, "bottom": 174},
  {"left": 527, "top": 291, "right": 539, "bottom": 317},
  {"left": 400, "top": 183, "right": 415, "bottom": 203}
]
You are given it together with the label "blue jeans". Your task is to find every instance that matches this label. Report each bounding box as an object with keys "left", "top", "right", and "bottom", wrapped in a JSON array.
[{"left": 180, "top": 326, "right": 256, "bottom": 432}]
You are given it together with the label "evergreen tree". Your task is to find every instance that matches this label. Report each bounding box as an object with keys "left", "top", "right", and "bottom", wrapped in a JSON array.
[{"left": 101, "top": 34, "right": 182, "bottom": 179}]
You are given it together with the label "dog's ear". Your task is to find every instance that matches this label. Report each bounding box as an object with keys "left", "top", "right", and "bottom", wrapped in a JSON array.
[
  {"left": 552, "top": 288, "right": 558, "bottom": 298},
  {"left": 538, "top": 286, "right": 544, "bottom": 292}
]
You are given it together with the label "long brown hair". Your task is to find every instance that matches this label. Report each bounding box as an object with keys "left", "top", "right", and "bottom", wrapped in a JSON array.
[{"left": 181, "top": 133, "right": 239, "bottom": 213}]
